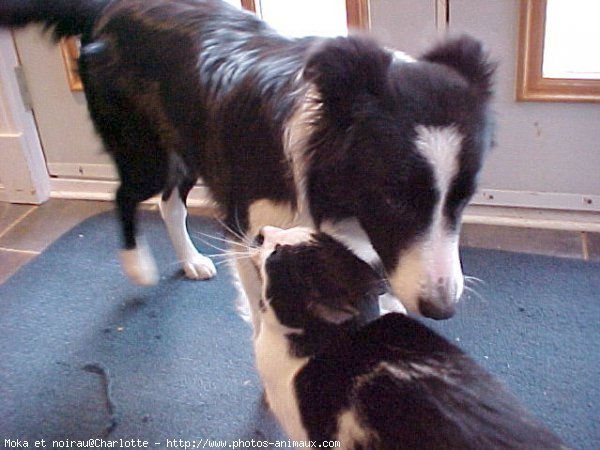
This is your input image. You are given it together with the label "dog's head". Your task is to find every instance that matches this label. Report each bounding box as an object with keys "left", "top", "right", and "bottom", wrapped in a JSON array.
[{"left": 304, "top": 35, "right": 495, "bottom": 319}]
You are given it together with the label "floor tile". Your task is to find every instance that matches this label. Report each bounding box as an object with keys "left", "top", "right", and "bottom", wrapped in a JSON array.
[
  {"left": 0, "top": 203, "right": 35, "bottom": 235},
  {"left": 461, "top": 224, "right": 584, "bottom": 259},
  {"left": 0, "top": 249, "right": 37, "bottom": 285},
  {"left": 0, "top": 199, "right": 114, "bottom": 253}
]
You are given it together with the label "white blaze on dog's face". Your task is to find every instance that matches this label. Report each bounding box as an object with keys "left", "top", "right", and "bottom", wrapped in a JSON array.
[
  {"left": 324, "top": 125, "right": 469, "bottom": 320},
  {"left": 388, "top": 126, "right": 465, "bottom": 319}
]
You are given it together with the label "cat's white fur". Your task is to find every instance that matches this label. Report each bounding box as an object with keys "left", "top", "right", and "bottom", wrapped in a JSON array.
[
  {"left": 251, "top": 226, "right": 314, "bottom": 441},
  {"left": 250, "top": 226, "right": 370, "bottom": 448}
]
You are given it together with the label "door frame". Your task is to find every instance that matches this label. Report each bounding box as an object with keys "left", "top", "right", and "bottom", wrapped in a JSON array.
[{"left": 0, "top": 31, "right": 49, "bottom": 204}]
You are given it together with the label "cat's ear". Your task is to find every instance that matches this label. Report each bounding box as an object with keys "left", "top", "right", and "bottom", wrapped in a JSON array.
[{"left": 308, "top": 301, "right": 359, "bottom": 325}]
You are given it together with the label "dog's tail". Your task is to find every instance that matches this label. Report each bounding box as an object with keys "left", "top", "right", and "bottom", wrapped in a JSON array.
[{"left": 0, "top": 0, "right": 111, "bottom": 40}]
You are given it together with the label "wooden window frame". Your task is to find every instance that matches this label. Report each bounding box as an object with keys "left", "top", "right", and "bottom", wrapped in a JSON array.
[
  {"left": 516, "top": 0, "right": 600, "bottom": 103},
  {"left": 345, "top": 0, "right": 371, "bottom": 30},
  {"left": 61, "top": 0, "right": 370, "bottom": 92}
]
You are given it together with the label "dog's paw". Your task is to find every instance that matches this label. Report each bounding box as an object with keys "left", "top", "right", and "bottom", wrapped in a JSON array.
[
  {"left": 181, "top": 254, "right": 217, "bottom": 280},
  {"left": 120, "top": 246, "right": 159, "bottom": 286}
]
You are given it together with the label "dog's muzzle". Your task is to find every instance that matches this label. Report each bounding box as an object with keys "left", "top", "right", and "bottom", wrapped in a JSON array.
[{"left": 417, "top": 277, "right": 460, "bottom": 320}]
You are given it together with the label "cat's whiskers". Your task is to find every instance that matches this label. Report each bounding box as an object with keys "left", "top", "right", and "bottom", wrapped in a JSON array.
[
  {"left": 462, "top": 278, "right": 487, "bottom": 304},
  {"left": 208, "top": 251, "right": 252, "bottom": 259},
  {"left": 215, "top": 217, "right": 254, "bottom": 246},
  {"left": 215, "top": 254, "right": 254, "bottom": 267},
  {"left": 191, "top": 235, "right": 231, "bottom": 254},
  {"left": 225, "top": 206, "right": 255, "bottom": 247},
  {"left": 464, "top": 275, "right": 486, "bottom": 286},
  {"left": 197, "top": 231, "right": 254, "bottom": 252},
  {"left": 192, "top": 231, "right": 254, "bottom": 256}
]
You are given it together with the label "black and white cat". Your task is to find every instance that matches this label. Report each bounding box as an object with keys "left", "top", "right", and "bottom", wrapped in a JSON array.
[{"left": 249, "top": 226, "right": 568, "bottom": 450}]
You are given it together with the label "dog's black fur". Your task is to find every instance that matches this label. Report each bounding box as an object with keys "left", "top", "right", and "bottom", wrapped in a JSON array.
[{"left": 1, "top": 0, "right": 495, "bottom": 318}]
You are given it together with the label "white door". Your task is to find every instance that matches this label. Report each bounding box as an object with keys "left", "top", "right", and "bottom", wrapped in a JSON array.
[
  {"left": 12, "top": 26, "right": 117, "bottom": 200},
  {"left": 0, "top": 31, "right": 50, "bottom": 204}
]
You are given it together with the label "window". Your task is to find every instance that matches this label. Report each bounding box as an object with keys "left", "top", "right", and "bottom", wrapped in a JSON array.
[
  {"left": 516, "top": 0, "right": 600, "bottom": 102},
  {"left": 542, "top": 0, "right": 600, "bottom": 79},
  {"left": 253, "top": 0, "right": 349, "bottom": 37},
  {"left": 241, "top": 0, "right": 369, "bottom": 35}
]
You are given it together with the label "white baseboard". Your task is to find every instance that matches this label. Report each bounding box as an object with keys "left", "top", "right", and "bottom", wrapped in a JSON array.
[
  {"left": 46, "top": 167, "right": 600, "bottom": 213},
  {"left": 47, "top": 177, "right": 600, "bottom": 232},
  {"left": 49, "top": 177, "right": 216, "bottom": 209},
  {"left": 46, "top": 162, "right": 118, "bottom": 180},
  {"left": 464, "top": 205, "right": 600, "bottom": 232},
  {"left": 50, "top": 177, "right": 117, "bottom": 201},
  {"left": 472, "top": 189, "right": 599, "bottom": 213}
]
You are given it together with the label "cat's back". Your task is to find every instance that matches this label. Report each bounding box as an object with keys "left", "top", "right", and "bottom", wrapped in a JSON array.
[{"left": 295, "top": 313, "right": 568, "bottom": 450}]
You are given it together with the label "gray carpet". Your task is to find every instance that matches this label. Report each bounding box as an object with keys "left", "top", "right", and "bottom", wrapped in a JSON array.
[{"left": 0, "top": 210, "right": 598, "bottom": 449}]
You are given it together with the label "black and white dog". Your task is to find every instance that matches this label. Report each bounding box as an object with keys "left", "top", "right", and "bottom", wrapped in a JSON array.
[{"left": 1, "top": 0, "right": 495, "bottom": 320}]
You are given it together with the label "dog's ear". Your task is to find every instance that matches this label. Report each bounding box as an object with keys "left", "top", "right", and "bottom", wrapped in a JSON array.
[
  {"left": 421, "top": 35, "right": 495, "bottom": 98},
  {"left": 304, "top": 36, "right": 392, "bottom": 113}
]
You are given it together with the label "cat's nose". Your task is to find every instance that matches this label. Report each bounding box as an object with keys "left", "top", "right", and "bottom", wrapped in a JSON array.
[
  {"left": 254, "top": 226, "right": 282, "bottom": 246},
  {"left": 253, "top": 233, "right": 265, "bottom": 247}
]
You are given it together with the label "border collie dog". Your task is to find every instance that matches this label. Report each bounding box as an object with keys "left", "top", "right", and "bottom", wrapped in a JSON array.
[
  {"left": 250, "top": 226, "right": 569, "bottom": 450},
  {"left": 1, "top": 0, "right": 495, "bottom": 320}
]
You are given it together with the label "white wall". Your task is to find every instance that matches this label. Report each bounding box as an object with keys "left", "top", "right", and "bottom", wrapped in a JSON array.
[
  {"left": 370, "top": 0, "right": 600, "bottom": 212},
  {"left": 370, "top": 0, "right": 440, "bottom": 56},
  {"left": 451, "top": 0, "right": 600, "bottom": 196}
]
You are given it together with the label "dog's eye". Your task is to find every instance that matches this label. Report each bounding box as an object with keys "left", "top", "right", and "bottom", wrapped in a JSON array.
[
  {"left": 253, "top": 233, "right": 265, "bottom": 246},
  {"left": 271, "top": 244, "right": 282, "bottom": 255}
]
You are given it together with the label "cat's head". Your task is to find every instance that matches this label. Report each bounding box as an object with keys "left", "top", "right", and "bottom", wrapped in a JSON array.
[{"left": 250, "top": 226, "right": 384, "bottom": 332}]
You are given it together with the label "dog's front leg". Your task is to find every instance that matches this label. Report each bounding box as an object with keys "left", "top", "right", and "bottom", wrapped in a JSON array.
[{"left": 159, "top": 190, "right": 217, "bottom": 280}]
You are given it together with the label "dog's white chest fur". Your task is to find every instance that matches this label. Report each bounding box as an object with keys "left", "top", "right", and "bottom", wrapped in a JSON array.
[{"left": 254, "top": 314, "right": 309, "bottom": 442}]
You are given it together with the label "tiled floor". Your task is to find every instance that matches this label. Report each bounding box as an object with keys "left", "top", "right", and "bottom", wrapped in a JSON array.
[{"left": 0, "top": 199, "right": 598, "bottom": 285}]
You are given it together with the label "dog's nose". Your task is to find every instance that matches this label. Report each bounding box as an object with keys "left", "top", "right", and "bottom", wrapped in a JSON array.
[
  {"left": 418, "top": 298, "right": 456, "bottom": 320},
  {"left": 417, "top": 279, "right": 459, "bottom": 320}
]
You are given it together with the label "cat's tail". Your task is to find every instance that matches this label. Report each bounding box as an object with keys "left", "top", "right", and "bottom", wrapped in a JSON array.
[{"left": 0, "top": 0, "right": 111, "bottom": 40}]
